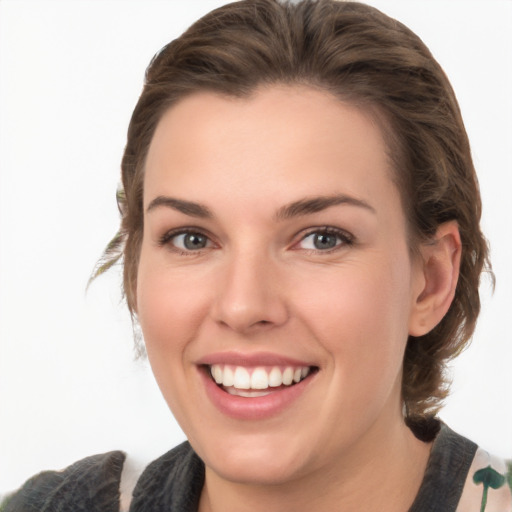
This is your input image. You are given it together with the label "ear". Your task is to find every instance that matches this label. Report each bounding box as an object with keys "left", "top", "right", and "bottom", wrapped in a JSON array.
[{"left": 409, "top": 221, "right": 462, "bottom": 337}]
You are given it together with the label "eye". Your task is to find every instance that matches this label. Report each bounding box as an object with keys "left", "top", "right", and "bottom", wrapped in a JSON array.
[
  {"left": 160, "top": 230, "right": 213, "bottom": 252},
  {"left": 296, "top": 228, "right": 353, "bottom": 251}
]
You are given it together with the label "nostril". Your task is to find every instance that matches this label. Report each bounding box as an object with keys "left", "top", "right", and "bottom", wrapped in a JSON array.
[{"left": 244, "top": 319, "right": 274, "bottom": 330}]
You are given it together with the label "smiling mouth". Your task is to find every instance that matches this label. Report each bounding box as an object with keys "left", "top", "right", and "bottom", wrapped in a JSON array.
[{"left": 206, "top": 364, "right": 318, "bottom": 397}]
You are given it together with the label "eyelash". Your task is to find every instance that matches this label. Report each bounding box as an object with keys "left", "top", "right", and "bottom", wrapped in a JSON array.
[
  {"left": 158, "top": 226, "right": 354, "bottom": 254},
  {"left": 158, "top": 228, "right": 214, "bottom": 255},
  {"left": 295, "top": 227, "right": 354, "bottom": 253}
]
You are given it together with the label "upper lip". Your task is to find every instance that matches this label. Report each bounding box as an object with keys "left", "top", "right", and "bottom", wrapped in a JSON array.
[{"left": 196, "top": 351, "right": 316, "bottom": 368}]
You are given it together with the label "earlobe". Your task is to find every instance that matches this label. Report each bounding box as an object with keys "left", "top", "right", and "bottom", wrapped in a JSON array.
[{"left": 409, "top": 221, "right": 462, "bottom": 337}]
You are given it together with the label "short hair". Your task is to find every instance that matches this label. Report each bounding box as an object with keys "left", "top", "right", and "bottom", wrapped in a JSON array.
[{"left": 95, "top": 0, "right": 491, "bottom": 420}]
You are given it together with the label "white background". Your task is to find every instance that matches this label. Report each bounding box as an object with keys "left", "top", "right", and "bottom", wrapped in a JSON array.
[{"left": 0, "top": 0, "right": 511, "bottom": 494}]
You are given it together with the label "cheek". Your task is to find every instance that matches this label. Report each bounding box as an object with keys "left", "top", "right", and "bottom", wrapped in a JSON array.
[
  {"left": 293, "top": 259, "right": 413, "bottom": 379},
  {"left": 135, "top": 256, "right": 214, "bottom": 423},
  {"left": 136, "top": 254, "right": 211, "bottom": 357}
]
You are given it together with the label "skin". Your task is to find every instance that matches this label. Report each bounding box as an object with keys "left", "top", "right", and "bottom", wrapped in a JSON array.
[{"left": 136, "top": 85, "right": 461, "bottom": 511}]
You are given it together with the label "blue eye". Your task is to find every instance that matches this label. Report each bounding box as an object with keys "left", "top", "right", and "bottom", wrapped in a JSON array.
[
  {"left": 164, "top": 231, "right": 211, "bottom": 251},
  {"left": 298, "top": 229, "right": 352, "bottom": 251}
]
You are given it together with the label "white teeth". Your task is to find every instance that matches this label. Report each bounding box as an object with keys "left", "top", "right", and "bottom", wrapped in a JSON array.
[
  {"left": 227, "top": 388, "right": 272, "bottom": 397},
  {"left": 209, "top": 364, "right": 312, "bottom": 391},
  {"left": 233, "top": 366, "right": 251, "bottom": 389},
  {"left": 251, "top": 367, "right": 269, "bottom": 389},
  {"left": 213, "top": 365, "right": 223, "bottom": 384},
  {"left": 268, "top": 367, "right": 283, "bottom": 387},
  {"left": 282, "top": 367, "right": 294, "bottom": 385},
  {"left": 223, "top": 366, "right": 234, "bottom": 387}
]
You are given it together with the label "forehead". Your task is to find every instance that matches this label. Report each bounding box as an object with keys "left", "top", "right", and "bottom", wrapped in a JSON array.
[{"left": 144, "top": 85, "right": 399, "bottom": 216}]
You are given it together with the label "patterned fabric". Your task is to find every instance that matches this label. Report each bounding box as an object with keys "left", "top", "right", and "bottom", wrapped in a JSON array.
[
  {"left": 2, "top": 423, "right": 510, "bottom": 512},
  {"left": 457, "top": 448, "right": 512, "bottom": 512}
]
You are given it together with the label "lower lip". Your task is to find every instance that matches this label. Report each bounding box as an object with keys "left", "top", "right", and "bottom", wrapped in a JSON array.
[{"left": 200, "top": 367, "right": 315, "bottom": 421}]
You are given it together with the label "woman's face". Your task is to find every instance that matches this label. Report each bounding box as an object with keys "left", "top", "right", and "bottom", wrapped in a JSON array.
[{"left": 137, "top": 86, "right": 426, "bottom": 484}]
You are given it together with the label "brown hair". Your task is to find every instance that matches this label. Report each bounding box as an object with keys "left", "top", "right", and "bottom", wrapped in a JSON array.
[{"left": 95, "top": 0, "right": 491, "bottom": 420}]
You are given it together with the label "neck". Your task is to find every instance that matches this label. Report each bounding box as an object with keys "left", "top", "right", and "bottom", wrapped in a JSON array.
[{"left": 198, "top": 416, "right": 432, "bottom": 512}]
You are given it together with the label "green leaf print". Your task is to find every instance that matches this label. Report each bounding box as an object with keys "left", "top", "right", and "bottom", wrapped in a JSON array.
[{"left": 473, "top": 465, "right": 506, "bottom": 512}]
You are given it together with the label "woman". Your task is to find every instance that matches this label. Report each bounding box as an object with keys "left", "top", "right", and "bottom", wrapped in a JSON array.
[{"left": 2, "top": 1, "right": 510, "bottom": 511}]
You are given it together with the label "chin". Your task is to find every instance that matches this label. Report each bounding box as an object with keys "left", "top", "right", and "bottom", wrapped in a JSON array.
[{"left": 195, "top": 431, "right": 313, "bottom": 485}]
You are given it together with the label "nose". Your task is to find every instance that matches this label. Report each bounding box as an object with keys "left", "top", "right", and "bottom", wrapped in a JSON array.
[{"left": 211, "top": 250, "right": 289, "bottom": 334}]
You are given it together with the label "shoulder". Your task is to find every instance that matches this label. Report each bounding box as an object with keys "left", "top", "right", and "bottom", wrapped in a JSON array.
[
  {"left": 2, "top": 451, "right": 125, "bottom": 512},
  {"left": 457, "top": 446, "right": 512, "bottom": 512},
  {"left": 410, "top": 421, "right": 512, "bottom": 512},
  {"left": 130, "top": 441, "right": 204, "bottom": 512},
  {"left": 1, "top": 442, "right": 204, "bottom": 512}
]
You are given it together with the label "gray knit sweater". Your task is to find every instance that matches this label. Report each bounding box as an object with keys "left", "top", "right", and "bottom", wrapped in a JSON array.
[{"left": 3, "top": 422, "right": 511, "bottom": 512}]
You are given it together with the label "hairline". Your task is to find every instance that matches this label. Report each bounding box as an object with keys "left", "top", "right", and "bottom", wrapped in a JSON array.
[{"left": 136, "top": 81, "right": 420, "bottom": 257}]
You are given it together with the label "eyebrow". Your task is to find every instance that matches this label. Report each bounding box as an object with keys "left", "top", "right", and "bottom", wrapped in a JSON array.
[
  {"left": 145, "top": 193, "right": 375, "bottom": 220},
  {"left": 274, "top": 194, "right": 376, "bottom": 221},
  {"left": 146, "top": 196, "right": 213, "bottom": 218}
]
